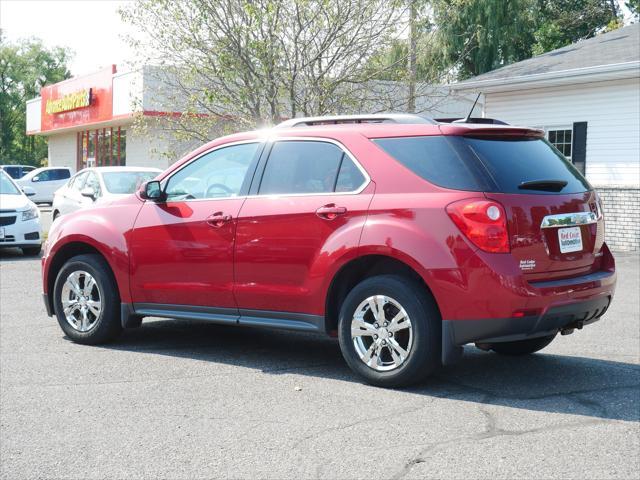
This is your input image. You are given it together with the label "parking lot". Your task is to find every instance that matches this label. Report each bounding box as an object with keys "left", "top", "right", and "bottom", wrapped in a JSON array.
[{"left": 0, "top": 240, "right": 638, "bottom": 479}]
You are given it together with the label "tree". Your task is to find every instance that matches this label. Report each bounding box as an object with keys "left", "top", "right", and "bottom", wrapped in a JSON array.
[
  {"left": 432, "top": 0, "right": 536, "bottom": 79},
  {"left": 0, "top": 33, "right": 72, "bottom": 165},
  {"left": 121, "top": 0, "right": 426, "bottom": 143},
  {"left": 532, "top": 0, "right": 621, "bottom": 55}
]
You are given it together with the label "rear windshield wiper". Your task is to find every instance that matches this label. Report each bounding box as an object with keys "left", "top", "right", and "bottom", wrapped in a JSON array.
[{"left": 518, "top": 179, "right": 568, "bottom": 192}]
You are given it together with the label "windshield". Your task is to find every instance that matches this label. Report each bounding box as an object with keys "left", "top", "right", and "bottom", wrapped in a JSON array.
[
  {"left": 0, "top": 171, "right": 21, "bottom": 195},
  {"left": 102, "top": 171, "right": 159, "bottom": 194}
]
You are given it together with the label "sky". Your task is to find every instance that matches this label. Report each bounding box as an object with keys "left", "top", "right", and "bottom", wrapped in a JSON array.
[{"left": 0, "top": 0, "right": 136, "bottom": 76}]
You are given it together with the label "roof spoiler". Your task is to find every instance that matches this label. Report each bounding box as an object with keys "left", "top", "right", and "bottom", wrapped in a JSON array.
[
  {"left": 439, "top": 125, "right": 545, "bottom": 139},
  {"left": 435, "top": 117, "right": 509, "bottom": 125},
  {"left": 275, "top": 114, "right": 437, "bottom": 128}
]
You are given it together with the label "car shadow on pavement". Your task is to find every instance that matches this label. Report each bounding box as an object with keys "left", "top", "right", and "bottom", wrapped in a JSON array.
[
  {"left": 0, "top": 248, "right": 41, "bottom": 261},
  {"left": 99, "top": 318, "right": 640, "bottom": 423}
]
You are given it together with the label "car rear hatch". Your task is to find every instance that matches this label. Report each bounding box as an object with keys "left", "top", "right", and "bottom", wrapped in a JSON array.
[
  {"left": 443, "top": 126, "right": 604, "bottom": 279},
  {"left": 373, "top": 125, "right": 605, "bottom": 280}
]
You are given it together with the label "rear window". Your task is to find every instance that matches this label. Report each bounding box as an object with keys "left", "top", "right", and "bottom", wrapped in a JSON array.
[{"left": 373, "top": 136, "right": 591, "bottom": 194}]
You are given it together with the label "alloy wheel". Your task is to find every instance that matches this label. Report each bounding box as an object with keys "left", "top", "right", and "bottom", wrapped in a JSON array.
[
  {"left": 60, "top": 270, "right": 102, "bottom": 332},
  {"left": 351, "top": 295, "right": 413, "bottom": 371}
]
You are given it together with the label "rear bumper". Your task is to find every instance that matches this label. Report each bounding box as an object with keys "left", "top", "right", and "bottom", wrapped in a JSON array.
[
  {"left": 444, "top": 294, "right": 611, "bottom": 346},
  {"left": 438, "top": 246, "right": 616, "bottom": 365}
]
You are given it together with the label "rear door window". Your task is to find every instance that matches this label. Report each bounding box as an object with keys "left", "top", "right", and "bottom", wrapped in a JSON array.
[
  {"left": 259, "top": 141, "right": 364, "bottom": 195},
  {"left": 52, "top": 169, "right": 71, "bottom": 180},
  {"left": 373, "top": 136, "right": 590, "bottom": 194}
]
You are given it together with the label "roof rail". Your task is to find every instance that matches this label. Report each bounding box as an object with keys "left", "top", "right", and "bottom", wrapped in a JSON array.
[
  {"left": 435, "top": 117, "right": 509, "bottom": 125},
  {"left": 275, "top": 113, "right": 437, "bottom": 128}
]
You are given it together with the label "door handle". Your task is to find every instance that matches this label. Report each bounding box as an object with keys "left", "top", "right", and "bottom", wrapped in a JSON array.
[
  {"left": 206, "top": 211, "right": 232, "bottom": 228},
  {"left": 316, "top": 204, "right": 347, "bottom": 220}
]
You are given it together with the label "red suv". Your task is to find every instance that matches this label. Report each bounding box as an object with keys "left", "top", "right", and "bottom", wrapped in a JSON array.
[{"left": 41, "top": 114, "right": 616, "bottom": 387}]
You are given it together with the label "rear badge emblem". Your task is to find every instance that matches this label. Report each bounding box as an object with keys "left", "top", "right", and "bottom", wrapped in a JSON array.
[{"left": 520, "top": 260, "right": 536, "bottom": 271}]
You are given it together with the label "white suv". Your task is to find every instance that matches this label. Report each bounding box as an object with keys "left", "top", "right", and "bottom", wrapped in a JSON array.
[{"left": 0, "top": 170, "right": 42, "bottom": 256}]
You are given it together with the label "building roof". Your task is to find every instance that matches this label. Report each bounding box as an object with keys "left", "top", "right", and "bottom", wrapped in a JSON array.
[{"left": 453, "top": 23, "right": 640, "bottom": 91}]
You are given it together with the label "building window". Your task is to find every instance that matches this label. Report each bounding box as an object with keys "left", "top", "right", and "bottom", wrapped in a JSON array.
[
  {"left": 547, "top": 127, "right": 572, "bottom": 158},
  {"left": 77, "top": 127, "right": 126, "bottom": 170}
]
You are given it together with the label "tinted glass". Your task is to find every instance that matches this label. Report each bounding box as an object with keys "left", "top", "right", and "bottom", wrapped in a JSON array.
[
  {"left": 374, "top": 136, "right": 490, "bottom": 191},
  {"left": 166, "top": 143, "right": 259, "bottom": 200},
  {"left": 0, "top": 171, "right": 20, "bottom": 195},
  {"left": 335, "top": 157, "right": 366, "bottom": 192},
  {"left": 259, "top": 141, "right": 344, "bottom": 195},
  {"left": 2, "top": 166, "right": 21, "bottom": 179},
  {"left": 103, "top": 171, "right": 158, "bottom": 194},
  {"left": 462, "top": 137, "right": 590, "bottom": 194},
  {"left": 374, "top": 136, "right": 590, "bottom": 194},
  {"left": 52, "top": 169, "right": 71, "bottom": 180}
]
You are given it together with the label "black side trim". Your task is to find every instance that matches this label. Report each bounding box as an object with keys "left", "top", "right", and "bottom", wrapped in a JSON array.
[
  {"left": 130, "top": 303, "right": 325, "bottom": 333},
  {"left": 528, "top": 270, "right": 613, "bottom": 289},
  {"left": 133, "top": 303, "right": 239, "bottom": 324},
  {"left": 239, "top": 309, "right": 324, "bottom": 332}
]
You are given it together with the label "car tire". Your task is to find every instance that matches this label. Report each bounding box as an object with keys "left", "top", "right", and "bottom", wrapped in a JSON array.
[
  {"left": 53, "top": 253, "right": 122, "bottom": 345},
  {"left": 489, "top": 334, "right": 556, "bottom": 356},
  {"left": 21, "top": 246, "right": 41, "bottom": 256},
  {"left": 338, "top": 275, "right": 440, "bottom": 388}
]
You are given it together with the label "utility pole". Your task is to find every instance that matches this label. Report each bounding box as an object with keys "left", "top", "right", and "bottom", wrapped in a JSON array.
[{"left": 407, "top": 0, "right": 417, "bottom": 113}]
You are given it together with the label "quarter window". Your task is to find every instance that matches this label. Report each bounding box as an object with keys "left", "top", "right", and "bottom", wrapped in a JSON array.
[
  {"left": 165, "top": 143, "right": 260, "bottom": 201},
  {"left": 259, "top": 141, "right": 365, "bottom": 195}
]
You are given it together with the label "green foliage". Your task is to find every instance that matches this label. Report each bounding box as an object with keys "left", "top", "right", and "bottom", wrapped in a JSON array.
[
  {"left": 0, "top": 33, "right": 72, "bottom": 165},
  {"left": 531, "top": 0, "right": 620, "bottom": 55},
  {"left": 374, "top": 0, "right": 621, "bottom": 82},
  {"left": 432, "top": 0, "right": 536, "bottom": 79}
]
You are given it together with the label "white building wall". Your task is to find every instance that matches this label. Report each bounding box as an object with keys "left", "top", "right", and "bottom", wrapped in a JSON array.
[
  {"left": 484, "top": 78, "right": 640, "bottom": 187},
  {"left": 113, "top": 70, "right": 143, "bottom": 116},
  {"left": 47, "top": 132, "right": 77, "bottom": 172},
  {"left": 26, "top": 98, "right": 41, "bottom": 133}
]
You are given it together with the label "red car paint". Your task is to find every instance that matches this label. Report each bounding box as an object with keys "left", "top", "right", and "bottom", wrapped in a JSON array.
[{"left": 42, "top": 122, "right": 616, "bottom": 354}]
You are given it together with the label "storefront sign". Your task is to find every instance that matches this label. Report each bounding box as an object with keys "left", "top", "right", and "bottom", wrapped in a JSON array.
[{"left": 45, "top": 89, "right": 92, "bottom": 114}]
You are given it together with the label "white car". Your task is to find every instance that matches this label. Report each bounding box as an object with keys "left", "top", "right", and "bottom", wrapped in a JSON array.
[
  {"left": 52, "top": 166, "right": 162, "bottom": 219},
  {"left": 0, "top": 170, "right": 42, "bottom": 256},
  {"left": 16, "top": 167, "right": 72, "bottom": 204}
]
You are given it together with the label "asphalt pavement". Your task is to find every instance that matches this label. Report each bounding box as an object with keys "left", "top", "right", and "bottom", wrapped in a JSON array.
[{"left": 0, "top": 249, "right": 638, "bottom": 479}]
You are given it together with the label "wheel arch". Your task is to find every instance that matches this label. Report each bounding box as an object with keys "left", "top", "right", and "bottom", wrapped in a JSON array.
[
  {"left": 324, "top": 254, "right": 441, "bottom": 335},
  {"left": 45, "top": 241, "right": 120, "bottom": 316}
]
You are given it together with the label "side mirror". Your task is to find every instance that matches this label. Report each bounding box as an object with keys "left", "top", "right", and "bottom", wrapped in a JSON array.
[
  {"left": 32, "top": 175, "right": 40, "bottom": 182},
  {"left": 80, "top": 187, "right": 97, "bottom": 200},
  {"left": 139, "top": 180, "right": 165, "bottom": 201},
  {"left": 22, "top": 186, "right": 36, "bottom": 197}
]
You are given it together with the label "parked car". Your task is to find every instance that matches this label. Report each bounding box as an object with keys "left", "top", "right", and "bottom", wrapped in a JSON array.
[
  {"left": 15, "top": 167, "right": 72, "bottom": 204},
  {"left": 0, "top": 164, "right": 37, "bottom": 179},
  {"left": 41, "top": 114, "right": 616, "bottom": 387},
  {"left": 52, "top": 167, "right": 162, "bottom": 220},
  {"left": 0, "top": 170, "right": 42, "bottom": 256}
]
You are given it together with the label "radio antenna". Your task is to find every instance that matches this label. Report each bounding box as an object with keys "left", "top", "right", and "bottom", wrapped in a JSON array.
[{"left": 462, "top": 92, "right": 482, "bottom": 123}]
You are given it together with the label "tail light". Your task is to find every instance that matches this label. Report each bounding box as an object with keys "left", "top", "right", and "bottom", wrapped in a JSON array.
[{"left": 446, "top": 199, "right": 510, "bottom": 253}]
